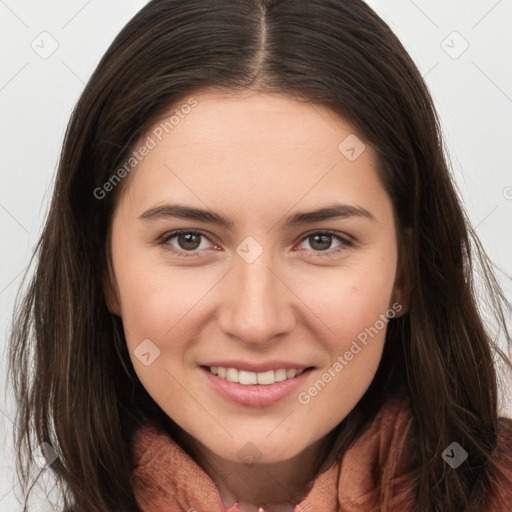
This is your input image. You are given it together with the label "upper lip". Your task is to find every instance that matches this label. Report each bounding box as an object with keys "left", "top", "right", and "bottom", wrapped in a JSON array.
[{"left": 200, "top": 360, "right": 313, "bottom": 373}]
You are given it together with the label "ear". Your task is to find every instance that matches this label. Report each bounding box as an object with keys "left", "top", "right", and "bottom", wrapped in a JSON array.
[
  {"left": 103, "top": 237, "right": 121, "bottom": 316},
  {"left": 103, "top": 269, "right": 121, "bottom": 316},
  {"left": 390, "top": 227, "right": 412, "bottom": 317}
]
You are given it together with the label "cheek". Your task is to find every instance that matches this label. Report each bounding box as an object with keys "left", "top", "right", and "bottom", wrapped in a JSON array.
[
  {"left": 303, "top": 255, "right": 397, "bottom": 350},
  {"left": 296, "top": 284, "right": 392, "bottom": 427},
  {"left": 113, "top": 260, "right": 199, "bottom": 415},
  {"left": 113, "top": 249, "right": 207, "bottom": 348},
  {"left": 115, "top": 272, "right": 169, "bottom": 345},
  {"left": 293, "top": 255, "right": 396, "bottom": 415}
]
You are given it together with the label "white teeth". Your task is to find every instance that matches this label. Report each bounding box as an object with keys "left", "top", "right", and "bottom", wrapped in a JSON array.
[
  {"left": 208, "top": 366, "right": 306, "bottom": 385},
  {"left": 256, "top": 370, "right": 274, "bottom": 385},
  {"left": 226, "top": 368, "right": 239, "bottom": 382},
  {"left": 274, "top": 368, "right": 287, "bottom": 382},
  {"left": 239, "top": 370, "right": 257, "bottom": 385}
]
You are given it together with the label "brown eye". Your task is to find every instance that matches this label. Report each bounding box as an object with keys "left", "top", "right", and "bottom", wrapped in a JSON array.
[
  {"left": 176, "top": 232, "right": 202, "bottom": 251},
  {"left": 160, "top": 230, "right": 216, "bottom": 257},
  {"left": 307, "top": 234, "right": 336, "bottom": 251},
  {"left": 297, "top": 231, "right": 353, "bottom": 256}
]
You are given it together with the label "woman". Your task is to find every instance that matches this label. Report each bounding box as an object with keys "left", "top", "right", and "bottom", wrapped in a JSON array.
[{"left": 8, "top": 0, "right": 512, "bottom": 511}]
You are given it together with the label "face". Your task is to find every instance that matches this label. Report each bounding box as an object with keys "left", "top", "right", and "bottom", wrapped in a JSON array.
[{"left": 106, "top": 91, "right": 409, "bottom": 464}]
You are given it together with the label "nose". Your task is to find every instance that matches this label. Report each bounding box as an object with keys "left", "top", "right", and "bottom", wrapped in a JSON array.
[{"left": 218, "top": 252, "right": 296, "bottom": 346}]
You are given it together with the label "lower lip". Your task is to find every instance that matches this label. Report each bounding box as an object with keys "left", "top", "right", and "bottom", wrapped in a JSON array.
[{"left": 200, "top": 366, "right": 314, "bottom": 407}]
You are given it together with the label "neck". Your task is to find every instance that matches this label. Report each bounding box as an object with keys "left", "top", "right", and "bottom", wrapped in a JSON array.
[{"left": 182, "top": 435, "right": 330, "bottom": 512}]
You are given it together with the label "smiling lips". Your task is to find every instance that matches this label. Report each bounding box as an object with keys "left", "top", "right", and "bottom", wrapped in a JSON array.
[{"left": 200, "top": 361, "right": 314, "bottom": 407}]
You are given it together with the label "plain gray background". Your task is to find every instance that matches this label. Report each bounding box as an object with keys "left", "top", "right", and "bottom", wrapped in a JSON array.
[{"left": 1, "top": 1, "right": 511, "bottom": 510}]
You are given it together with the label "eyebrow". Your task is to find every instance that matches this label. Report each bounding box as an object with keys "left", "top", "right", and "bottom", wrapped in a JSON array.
[{"left": 138, "top": 202, "right": 376, "bottom": 229}]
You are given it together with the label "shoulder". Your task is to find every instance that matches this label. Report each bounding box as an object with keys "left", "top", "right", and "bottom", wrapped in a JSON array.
[
  {"left": 340, "top": 400, "right": 512, "bottom": 510},
  {"left": 481, "top": 416, "right": 512, "bottom": 510}
]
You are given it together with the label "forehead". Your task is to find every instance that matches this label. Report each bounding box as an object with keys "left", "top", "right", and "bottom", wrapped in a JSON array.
[
  {"left": 154, "top": 91, "right": 361, "bottom": 153},
  {"left": 116, "top": 91, "right": 392, "bottom": 226}
]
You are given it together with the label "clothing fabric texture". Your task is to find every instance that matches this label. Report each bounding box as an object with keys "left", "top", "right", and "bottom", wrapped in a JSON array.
[{"left": 132, "top": 398, "right": 512, "bottom": 511}]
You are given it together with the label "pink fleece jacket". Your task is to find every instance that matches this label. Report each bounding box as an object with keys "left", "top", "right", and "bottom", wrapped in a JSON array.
[{"left": 131, "top": 398, "right": 512, "bottom": 511}]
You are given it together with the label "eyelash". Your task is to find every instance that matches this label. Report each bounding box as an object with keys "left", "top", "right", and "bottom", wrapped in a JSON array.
[{"left": 157, "top": 229, "right": 354, "bottom": 259}]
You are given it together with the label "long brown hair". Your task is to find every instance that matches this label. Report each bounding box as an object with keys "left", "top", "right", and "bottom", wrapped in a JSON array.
[{"left": 8, "top": 0, "right": 512, "bottom": 510}]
